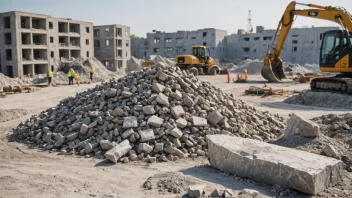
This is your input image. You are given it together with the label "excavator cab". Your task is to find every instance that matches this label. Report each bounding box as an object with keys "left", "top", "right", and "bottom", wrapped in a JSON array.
[
  {"left": 192, "top": 46, "right": 210, "bottom": 63},
  {"left": 320, "top": 30, "right": 351, "bottom": 71}
]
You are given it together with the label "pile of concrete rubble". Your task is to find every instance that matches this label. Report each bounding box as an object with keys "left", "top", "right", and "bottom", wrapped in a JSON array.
[
  {"left": 31, "top": 57, "right": 119, "bottom": 84},
  {"left": 9, "top": 64, "right": 285, "bottom": 163},
  {"left": 0, "top": 73, "right": 23, "bottom": 92}
]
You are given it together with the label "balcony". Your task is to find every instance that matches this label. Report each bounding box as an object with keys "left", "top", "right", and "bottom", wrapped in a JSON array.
[
  {"left": 21, "top": 16, "right": 30, "bottom": 29},
  {"left": 59, "top": 36, "right": 69, "bottom": 48},
  {"left": 70, "top": 37, "right": 80, "bottom": 48},
  {"left": 33, "top": 49, "right": 48, "bottom": 63},
  {"left": 32, "top": 33, "right": 47, "bottom": 48},
  {"left": 22, "top": 49, "right": 32, "bottom": 62},
  {"left": 70, "top": 50, "right": 81, "bottom": 58},
  {"left": 58, "top": 22, "right": 68, "bottom": 33},
  {"left": 69, "top": 23, "right": 80, "bottom": 34},
  {"left": 32, "top": 17, "right": 46, "bottom": 31},
  {"left": 21, "top": 33, "right": 31, "bottom": 45}
]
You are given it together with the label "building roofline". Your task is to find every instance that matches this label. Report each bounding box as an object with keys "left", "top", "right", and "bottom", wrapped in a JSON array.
[
  {"left": 93, "top": 24, "right": 130, "bottom": 28},
  {"left": 0, "top": 11, "right": 93, "bottom": 24}
]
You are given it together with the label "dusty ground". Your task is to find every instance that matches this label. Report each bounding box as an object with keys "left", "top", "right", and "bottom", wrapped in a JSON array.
[{"left": 0, "top": 75, "right": 351, "bottom": 198}]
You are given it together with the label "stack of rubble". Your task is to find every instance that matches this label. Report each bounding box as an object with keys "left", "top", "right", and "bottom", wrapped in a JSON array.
[
  {"left": 9, "top": 64, "right": 285, "bottom": 163},
  {"left": 274, "top": 113, "right": 352, "bottom": 165},
  {"left": 0, "top": 73, "right": 23, "bottom": 92},
  {"left": 32, "top": 57, "right": 119, "bottom": 84}
]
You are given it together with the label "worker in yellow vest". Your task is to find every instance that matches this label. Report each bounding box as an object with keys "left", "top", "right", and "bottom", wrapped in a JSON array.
[
  {"left": 89, "top": 66, "right": 94, "bottom": 81},
  {"left": 47, "top": 69, "right": 53, "bottom": 85},
  {"left": 67, "top": 68, "right": 76, "bottom": 85}
]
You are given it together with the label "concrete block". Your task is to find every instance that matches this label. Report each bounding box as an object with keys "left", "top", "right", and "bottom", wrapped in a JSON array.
[
  {"left": 188, "top": 185, "right": 205, "bottom": 198},
  {"left": 207, "top": 135, "right": 343, "bottom": 195},
  {"left": 285, "top": 113, "right": 320, "bottom": 137},
  {"left": 104, "top": 140, "right": 132, "bottom": 163},
  {"left": 139, "top": 129, "right": 155, "bottom": 142}
]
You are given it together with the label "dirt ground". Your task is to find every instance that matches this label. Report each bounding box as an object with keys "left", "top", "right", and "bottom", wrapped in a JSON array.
[{"left": 0, "top": 75, "right": 351, "bottom": 198}]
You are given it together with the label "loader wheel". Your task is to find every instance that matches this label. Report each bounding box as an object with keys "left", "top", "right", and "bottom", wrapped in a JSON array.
[
  {"left": 208, "top": 67, "right": 218, "bottom": 75},
  {"left": 197, "top": 68, "right": 204, "bottom": 75},
  {"left": 189, "top": 67, "right": 198, "bottom": 76}
]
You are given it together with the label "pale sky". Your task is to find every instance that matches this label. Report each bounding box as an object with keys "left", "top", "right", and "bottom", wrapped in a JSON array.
[{"left": 0, "top": 0, "right": 350, "bottom": 37}]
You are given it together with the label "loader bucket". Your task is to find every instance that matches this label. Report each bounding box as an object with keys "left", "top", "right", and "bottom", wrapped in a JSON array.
[{"left": 261, "top": 59, "right": 287, "bottom": 82}]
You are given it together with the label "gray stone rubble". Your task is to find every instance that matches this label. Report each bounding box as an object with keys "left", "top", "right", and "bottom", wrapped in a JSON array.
[{"left": 9, "top": 65, "right": 285, "bottom": 163}]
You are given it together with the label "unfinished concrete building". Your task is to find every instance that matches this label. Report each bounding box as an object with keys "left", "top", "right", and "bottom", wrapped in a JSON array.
[
  {"left": 93, "top": 25, "right": 130, "bottom": 72},
  {"left": 131, "top": 28, "right": 227, "bottom": 60},
  {"left": 226, "top": 26, "right": 338, "bottom": 64},
  {"left": 0, "top": 11, "right": 94, "bottom": 77}
]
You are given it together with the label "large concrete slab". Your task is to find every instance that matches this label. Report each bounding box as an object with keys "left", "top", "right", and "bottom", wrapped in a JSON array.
[{"left": 207, "top": 135, "right": 344, "bottom": 195}]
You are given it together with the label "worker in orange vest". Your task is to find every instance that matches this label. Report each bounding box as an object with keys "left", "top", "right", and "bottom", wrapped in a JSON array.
[
  {"left": 244, "top": 69, "right": 249, "bottom": 80},
  {"left": 75, "top": 71, "right": 79, "bottom": 86}
]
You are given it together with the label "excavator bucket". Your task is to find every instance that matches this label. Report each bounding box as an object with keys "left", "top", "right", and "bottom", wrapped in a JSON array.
[{"left": 261, "top": 60, "right": 287, "bottom": 82}]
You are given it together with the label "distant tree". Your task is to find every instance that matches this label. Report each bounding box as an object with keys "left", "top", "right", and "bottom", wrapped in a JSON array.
[{"left": 131, "top": 34, "right": 144, "bottom": 39}]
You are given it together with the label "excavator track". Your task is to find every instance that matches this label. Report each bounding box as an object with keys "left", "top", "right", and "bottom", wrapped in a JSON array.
[{"left": 310, "top": 77, "right": 352, "bottom": 94}]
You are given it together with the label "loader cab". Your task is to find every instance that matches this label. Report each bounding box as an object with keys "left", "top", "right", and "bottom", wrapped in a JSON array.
[
  {"left": 320, "top": 30, "right": 352, "bottom": 68},
  {"left": 192, "top": 46, "right": 210, "bottom": 63}
]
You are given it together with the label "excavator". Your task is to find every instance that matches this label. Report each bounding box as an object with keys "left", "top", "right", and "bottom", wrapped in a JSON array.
[
  {"left": 175, "top": 46, "right": 220, "bottom": 76},
  {"left": 262, "top": 1, "right": 352, "bottom": 93}
]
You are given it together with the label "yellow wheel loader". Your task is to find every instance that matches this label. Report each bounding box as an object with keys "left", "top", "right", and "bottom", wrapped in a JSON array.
[
  {"left": 262, "top": 1, "right": 352, "bottom": 93},
  {"left": 175, "top": 46, "right": 220, "bottom": 76}
]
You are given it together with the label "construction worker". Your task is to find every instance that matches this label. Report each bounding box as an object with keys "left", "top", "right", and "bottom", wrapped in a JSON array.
[
  {"left": 89, "top": 66, "right": 94, "bottom": 81},
  {"left": 75, "top": 71, "right": 79, "bottom": 86},
  {"left": 68, "top": 68, "right": 75, "bottom": 85},
  {"left": 47, "top": 69, "right": 53, "bottom": 85},
  {"left": 244, "top": 69, "right": 249, "bottom": 80}
]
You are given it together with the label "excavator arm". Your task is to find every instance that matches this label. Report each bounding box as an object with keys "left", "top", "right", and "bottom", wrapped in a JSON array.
[{"left": 262, "top": 1, "right": 352, "bottom": 82}]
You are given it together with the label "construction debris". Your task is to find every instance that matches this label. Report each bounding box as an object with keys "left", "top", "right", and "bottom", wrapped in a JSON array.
[
  {"left": 9, "top": 66, "right": 285, "bottom": 163},
  {"left": 284, "top": 113, "right": 320, "bottom": 138},
  {"left": 207, "top": 135, "right": 344, "bottom": 195},
  {"left": 32, "top": 57, "right": 119, "bottom": 85},
  {"left": 284, "top": 90, "right": 352, "bottom": 109},
  {"left": 0, "top": 73, "right": 23, "bottom": 92}
]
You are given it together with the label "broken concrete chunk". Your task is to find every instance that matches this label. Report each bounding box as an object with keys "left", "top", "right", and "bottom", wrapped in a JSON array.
[
  {"left": 79, "top": 124, "right": 89, "bottom": 135},
  {"left": 188, "top": 185, "right": 205, "bottom": 198},
  {"left": 138, "top": 143, "right": 154, "bottom": 153},
  {"left": 323, "top": 145, "right": 341, "bottom": 159},
  {"left": 284, "top": 113, "right": 320, "bottom": 137},
  {"left": 139, "top": 129, "right": 155, "bottom": 142},
  {"left": 152, "top": 82, "right": 165, "bottom": 93},
  {"left": 207, "top": 110, "right": 224, "bottom": 126},
  {"left": 156, "top": 93, "right": 169, "bottom": 106},
  {"left": 147, "top": 115, "right": 164, "bottom": 127},
  {"left": 207, "top": 135, "right": 343, "bottom": 195},
  {"left": 183, "top": 94, "right": 194, "bottom": 107},
  {"left": 192, "top": 116, "right": 207, "bottom": 126},
  {"left": 176, "top": 118, "right": 187, "bottom": 128},
  {"left": 142, "top": 105, "right": 155, "bottom": 115},
  {"left": 169, "top": 127, "right": 183, "bottom": 139},
  {"left": 99, "top": 140, "right": 116, "bottom": 150},
  {"left": 171, "top": 105, "right": 185, "bottom": 119},
  {"left": 105, "top": 88, "right": 117, "bottom": 98},
  {"left": 104, "top": 140, "right": 132, "bottom": 163},
  {"left": 123, "top": 116, "right": 138, "bottom": 128},
  {"left": 156, "top": 70, "right": 169, "bottom": 81}
]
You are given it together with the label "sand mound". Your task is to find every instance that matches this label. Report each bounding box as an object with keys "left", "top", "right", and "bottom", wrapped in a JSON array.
[{"left": 0, "top": 109, "right": 31, "bottom": 123}]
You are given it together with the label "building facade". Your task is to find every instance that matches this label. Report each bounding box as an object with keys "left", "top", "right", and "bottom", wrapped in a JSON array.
[
  {"left": 226, "top": 26, "right": 339, "bottom": 64},
  {"left": 93, "top": 25, "right": 130, "bottom": 71},
  {"left": 131, "top": 28, "right": 227, "bottom": 60},
  {"left": 0, "top": 11, "right": 94, "bottom": 77}
]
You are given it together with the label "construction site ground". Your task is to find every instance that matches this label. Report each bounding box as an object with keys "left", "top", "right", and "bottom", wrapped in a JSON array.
[{"left": 0, "top": 75, "right": 351, "bottom": 198}]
